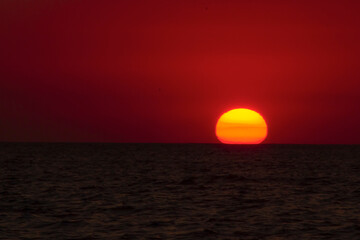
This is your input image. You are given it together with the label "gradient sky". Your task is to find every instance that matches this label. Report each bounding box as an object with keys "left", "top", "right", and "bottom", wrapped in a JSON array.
[{"left": 1, "top": 0, "right": 360, "bottom": 143}]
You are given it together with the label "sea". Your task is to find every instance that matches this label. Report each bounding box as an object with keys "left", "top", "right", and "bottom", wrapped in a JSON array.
[{"left": 0, "top": 143, "right": 359, "bottom": 239}]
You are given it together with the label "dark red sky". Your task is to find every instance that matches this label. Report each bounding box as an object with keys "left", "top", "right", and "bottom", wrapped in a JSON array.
[{"left": 1, "top": 0, "right": 360, "bottom": 143}]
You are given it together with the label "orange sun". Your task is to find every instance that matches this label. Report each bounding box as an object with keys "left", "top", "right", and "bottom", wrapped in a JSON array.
[{"left": 216, "top": 108, "right": 267, "bottom": 144}]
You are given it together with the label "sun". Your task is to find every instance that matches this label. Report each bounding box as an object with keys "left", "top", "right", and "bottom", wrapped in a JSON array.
[{"left": 216, "top": 108, "right": 267, "bottom": 144}]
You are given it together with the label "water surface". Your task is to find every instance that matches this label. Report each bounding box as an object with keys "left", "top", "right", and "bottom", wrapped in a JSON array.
[{"left": 0, "top": 143, "right": 359, "bottom": 239}]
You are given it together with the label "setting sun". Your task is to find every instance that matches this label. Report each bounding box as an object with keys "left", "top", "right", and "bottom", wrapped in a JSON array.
[{"left": 216, "top": 108, "right": 267, "bottom": 144}]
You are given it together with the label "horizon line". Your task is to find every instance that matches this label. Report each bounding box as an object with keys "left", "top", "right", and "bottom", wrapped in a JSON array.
[{"left": 0, "top": 141, "right": 359, "bottom": 145}]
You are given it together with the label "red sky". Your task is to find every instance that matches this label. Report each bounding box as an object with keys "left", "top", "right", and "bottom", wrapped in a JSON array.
[{"left": 1, "top": 0, "right": 360, "bottom": 144}]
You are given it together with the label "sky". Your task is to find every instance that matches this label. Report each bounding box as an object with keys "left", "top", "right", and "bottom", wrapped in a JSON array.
[{"left": 1, "top": 0, "right": 360, "bottom": 144}]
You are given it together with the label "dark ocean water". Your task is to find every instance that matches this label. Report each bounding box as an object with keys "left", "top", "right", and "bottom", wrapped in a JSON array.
[{"left": 0, "top": 143, "right": 360, "bottom": 239}]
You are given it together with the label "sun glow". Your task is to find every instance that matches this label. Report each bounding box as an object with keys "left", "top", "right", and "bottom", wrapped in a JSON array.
[{"left": 216, "top": 108, "right": 267, "bottom": 144}]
